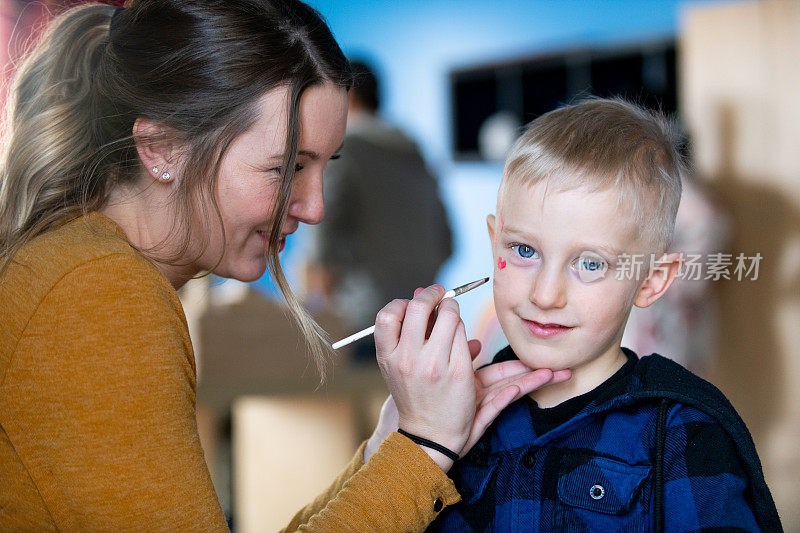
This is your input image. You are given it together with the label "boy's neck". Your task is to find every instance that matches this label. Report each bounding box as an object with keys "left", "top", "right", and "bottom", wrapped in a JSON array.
[{"left": 529, "top": 347, "right": 628, "bottom": 408}]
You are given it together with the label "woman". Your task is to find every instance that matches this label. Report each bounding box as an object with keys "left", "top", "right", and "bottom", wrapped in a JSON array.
[{"left": 0, "top": 1, "right": 567, "bottom": 530}]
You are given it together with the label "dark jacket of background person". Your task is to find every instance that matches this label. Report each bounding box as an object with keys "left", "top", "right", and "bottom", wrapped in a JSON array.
[{"left": 311, "top": 109, "right": 453, "bottom": 330}]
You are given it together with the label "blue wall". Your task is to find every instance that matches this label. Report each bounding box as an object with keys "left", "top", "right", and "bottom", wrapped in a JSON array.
[{"left": 308, "top": 0, "right": 717, "bottom": 164}]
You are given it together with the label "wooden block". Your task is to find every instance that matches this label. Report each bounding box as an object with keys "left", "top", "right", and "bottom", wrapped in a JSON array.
[{"left": 232, "top": 396, "right": 358, "bottom": 532}]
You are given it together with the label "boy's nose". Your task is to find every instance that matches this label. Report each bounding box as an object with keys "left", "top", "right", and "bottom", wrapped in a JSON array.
[{"left": 529, "top": 268, "right": 567, "bottom": 310}]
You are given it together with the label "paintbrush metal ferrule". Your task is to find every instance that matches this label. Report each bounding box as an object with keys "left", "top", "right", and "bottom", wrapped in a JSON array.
[
  {"left": 331, "top": 276, "right": 490, "bottom": 350},
  {"left": 448, "top": 276, "right": 490, "bottom": 298}
]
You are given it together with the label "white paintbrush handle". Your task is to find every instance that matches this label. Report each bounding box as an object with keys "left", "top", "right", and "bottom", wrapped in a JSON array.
[
  {"left": 330, "top": 277, "right": 488, "bottom": 350},
  {"left": 331, "top": 325, "right": 375, "bottom": 350}
]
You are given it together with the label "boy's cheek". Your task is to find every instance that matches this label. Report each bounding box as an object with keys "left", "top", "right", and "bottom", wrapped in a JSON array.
[{"left": 492, "top": 265, "right": 521, "bottom": 305}]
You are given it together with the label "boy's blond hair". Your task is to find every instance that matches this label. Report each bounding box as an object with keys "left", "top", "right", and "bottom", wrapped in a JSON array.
[{"left": 498, "top": 98, "right": 684, "bottom": 253}]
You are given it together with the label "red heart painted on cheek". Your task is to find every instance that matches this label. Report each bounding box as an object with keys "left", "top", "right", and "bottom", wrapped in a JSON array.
[{"left": 497, "top": 256, "right": 506, "bottom": 270}]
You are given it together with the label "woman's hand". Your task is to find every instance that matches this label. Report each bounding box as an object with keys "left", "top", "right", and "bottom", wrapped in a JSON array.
[
  {"left": 374, "top": 285, "right": 474, "bottom": 470},
  {"left": 363, "top": 395, "right": 398, "bottom": 463},
  {"left": 464, "top": 360, "right": 570, "bottom": 454},
  {"left": 371, "top": 284, "right": 571, "bottom": 471},
  {"left": 364, "top": 364, "right": 570, "bottom": 465}
]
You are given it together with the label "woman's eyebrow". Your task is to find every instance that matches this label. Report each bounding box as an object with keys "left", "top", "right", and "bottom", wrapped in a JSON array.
[
  {"left": 298, "top": 149, "right": 321, "bottom": 160},
  {"left": 298, "top": 143, "right": 345, "bottom": 161}
]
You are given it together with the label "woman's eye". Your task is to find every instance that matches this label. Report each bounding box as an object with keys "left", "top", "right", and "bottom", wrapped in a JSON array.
[
  {"left": 574, "top": 255, "right": 608, "bottom": 282},
  {"left": 266, "top": 164, "right": 304, "bottom": 175},
  {"left": 512, "top": 244, "right": 538, "bottom": 259}
]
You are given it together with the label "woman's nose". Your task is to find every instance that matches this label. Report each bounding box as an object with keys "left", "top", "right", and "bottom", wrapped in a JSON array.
[{"left": 287, "top": 171, "right": 324, "bottom": 225}]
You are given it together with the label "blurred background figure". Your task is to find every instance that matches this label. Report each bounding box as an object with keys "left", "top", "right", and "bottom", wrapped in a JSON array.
[
  {"left": 305, "top": 60, "right": 453, "bottom": 363},
  {"left": 622, "top": 172, "right": 732, "bottom": 378}
]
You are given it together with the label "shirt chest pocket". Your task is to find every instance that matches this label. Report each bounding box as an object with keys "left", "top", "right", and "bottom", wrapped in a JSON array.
[{"left": 557, "top": 453, "right": 650, "bottom": 515}]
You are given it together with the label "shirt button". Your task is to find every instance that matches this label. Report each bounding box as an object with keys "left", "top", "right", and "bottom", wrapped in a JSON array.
[
  {"left": 433, "top": 498, "right": 444, "bottom": 512},
  {"left": 523, "top": 451, "right": 535, "bottom": 468},
  {"left": 590, "top": 484, "right": 605, "bottom": 500}
]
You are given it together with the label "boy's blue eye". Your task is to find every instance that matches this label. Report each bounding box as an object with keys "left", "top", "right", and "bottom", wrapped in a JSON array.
[
  {"left": 513, "top": 244, "right": 538, "bottom": 259},
  {"left": 574, "top": 254, "right": 607, "bottom": 282}
]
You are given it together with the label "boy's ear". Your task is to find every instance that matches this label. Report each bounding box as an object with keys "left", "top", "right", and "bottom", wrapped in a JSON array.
[
  {"left": 634, "top": 252, "right": 682, "bottom": 308},
  {"left": 487, "top": 214, "right": 497, "bottom": 252},
  {"left": 132, "top": 118, "right": 183, "bottom": 181}
]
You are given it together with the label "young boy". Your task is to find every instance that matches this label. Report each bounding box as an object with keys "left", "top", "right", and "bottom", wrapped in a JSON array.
[{"left": 428, "top": 99, "right": 781, "bottom": 532}]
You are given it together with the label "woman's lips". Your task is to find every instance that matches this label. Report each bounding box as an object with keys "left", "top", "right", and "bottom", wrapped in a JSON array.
[
  {"left": 524, "top": 319, "right": 574, "bottom": 338},
  {"left": 256, "top": 230, "right": 286, "bottom": 252}
]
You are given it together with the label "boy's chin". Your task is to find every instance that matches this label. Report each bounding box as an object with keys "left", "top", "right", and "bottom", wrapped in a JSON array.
[{"left": 513, "top": 349, "right": 568, "bottom": 372}]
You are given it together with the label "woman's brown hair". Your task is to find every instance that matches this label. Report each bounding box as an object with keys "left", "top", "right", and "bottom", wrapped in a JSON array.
[{"left": 0, "top": 0, "right": 352, "bottom": 378}]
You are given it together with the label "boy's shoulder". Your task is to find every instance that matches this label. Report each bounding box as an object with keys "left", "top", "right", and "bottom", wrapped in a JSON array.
[{"left": 629, "top": 352, "right": 734, "bottom": 412}]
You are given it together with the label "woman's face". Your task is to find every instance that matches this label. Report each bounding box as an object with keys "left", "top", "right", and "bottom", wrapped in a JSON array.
[{"left": 191, "top": 83, "right": 348, "bottom": 282}]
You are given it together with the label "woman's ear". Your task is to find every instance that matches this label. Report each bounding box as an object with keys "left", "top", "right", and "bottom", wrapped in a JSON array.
[
  {"left": 634, "top": 252, "right": 683, "bottom": 308},
  {"left": 132, "top": 118, "right": 182, "bottom": 182}
]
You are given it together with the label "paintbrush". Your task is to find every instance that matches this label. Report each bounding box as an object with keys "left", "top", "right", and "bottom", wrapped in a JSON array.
[{"left": 331, "top": 276, "right": 490, "bottom": 350}]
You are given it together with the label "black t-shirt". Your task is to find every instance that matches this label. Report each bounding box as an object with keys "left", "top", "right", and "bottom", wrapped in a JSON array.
[{"left": 520, "top": 348, "right": 638, "bottom": 436}]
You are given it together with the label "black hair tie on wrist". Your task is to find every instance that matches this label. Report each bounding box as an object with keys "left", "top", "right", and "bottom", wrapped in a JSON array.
[{"left": 397, "top": 428, "right": 460, "bottom": 462}]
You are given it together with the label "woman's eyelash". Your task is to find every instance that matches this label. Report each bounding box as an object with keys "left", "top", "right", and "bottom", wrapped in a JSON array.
[{"left": 265, "top": 164, "right": 304, "bottom": 174}]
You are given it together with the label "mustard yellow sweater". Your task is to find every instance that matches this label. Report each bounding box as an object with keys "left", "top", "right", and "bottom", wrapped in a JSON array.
[{"left": 0, "top": 213, "right": 459, "bottom": 531}]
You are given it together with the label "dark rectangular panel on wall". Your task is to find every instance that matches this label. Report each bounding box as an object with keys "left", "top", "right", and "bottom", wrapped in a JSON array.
[
  {"left": 450, "top": 40, "right": 676, "bottom": 161},
  {"left": 452, "top": 72, "right": 498, "bottom": 155},
  {"left": 521, "top": 59, "right": 568, "bottom": 120},
  {"left": 590, "top": 52, "right": 645, "bottom": 99}
]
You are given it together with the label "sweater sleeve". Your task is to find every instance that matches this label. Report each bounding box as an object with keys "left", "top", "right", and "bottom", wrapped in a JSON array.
[
  {"left": 3, "top": 253, "right": 228, "bottom": 531},
  {"left": 662, "top": 404, "right": 760, "bottom": 531},
  {"left": 284, "top": 433, "right": 460, "bottom": 532}
]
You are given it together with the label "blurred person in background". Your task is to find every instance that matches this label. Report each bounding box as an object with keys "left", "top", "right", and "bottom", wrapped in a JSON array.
[
  {"left": 622, "top": 173, "right": 731, "bottom": 378},
  {"left": 306, "top": 60, "right": 454, "bottom": 363},
  {"left": 0, "top": 1, "right": 564, "bottom": 530}
]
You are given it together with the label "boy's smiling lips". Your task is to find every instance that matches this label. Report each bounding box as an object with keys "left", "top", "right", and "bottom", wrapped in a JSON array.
[{"left": 522, "top": 318, "right": 575, "bottom": 338}]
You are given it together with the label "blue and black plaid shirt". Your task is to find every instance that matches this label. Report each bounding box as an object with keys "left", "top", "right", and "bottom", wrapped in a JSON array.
[{"left": 428, "top": 348, "right": 779, "bottom": 532}]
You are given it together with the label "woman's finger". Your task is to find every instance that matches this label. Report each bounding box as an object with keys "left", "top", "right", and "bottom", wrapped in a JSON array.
[
  {"left": 467, "top": 338, "right": 482, "bottom": 361},
  {"left": 476, "top": 360, "right": 546, "bottom": 387},
  {"left": 426, "top": 298, "right": 461, "bottom": 360},
  {"left": 447, "top": 320, "right": 474, "bottom": 378},
  {"left": 412, "top": 286, "right": 434, "bottom": 338},
  {"left": 503, "top": 368, "right": 570, "bottom": 399},
  {"left": 462, "top": 367, "right": 571, "bottom": 455},
  {"left": 461, "top": 385, "right": 521, "bottom": 454},
  {"left": 398, "top": 284, "right": 445, "bottom": 350},
  {"left": 551, "top": 369, "right": 572, "bottom": 383},
  {"left": 374, "top": 299, "right": 409, "bottom": 359}
]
